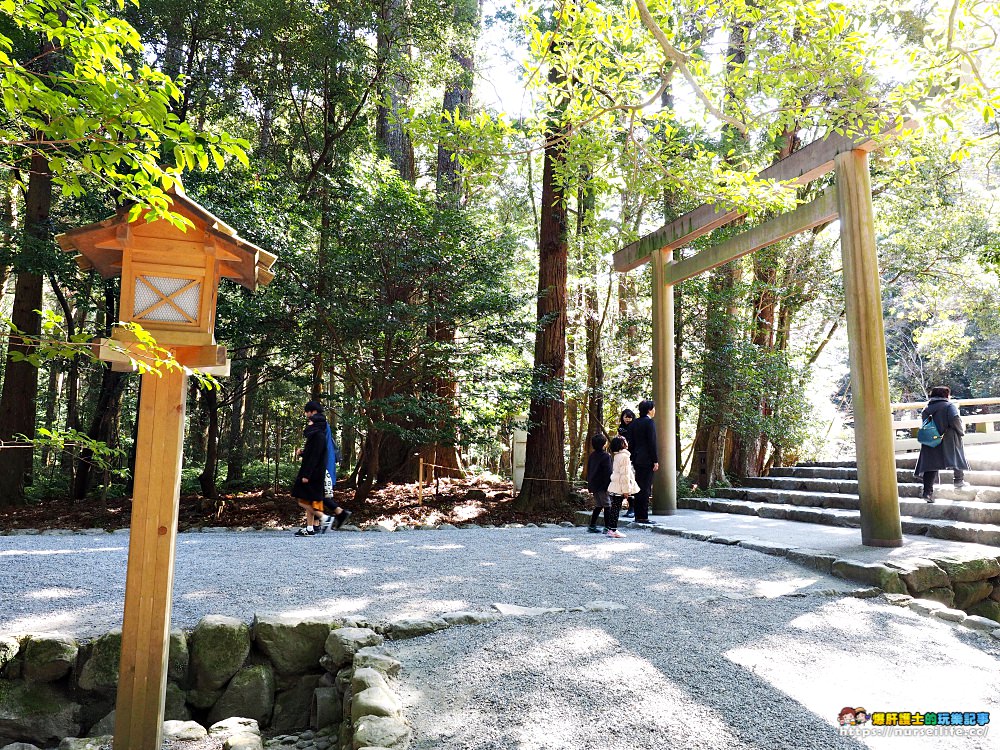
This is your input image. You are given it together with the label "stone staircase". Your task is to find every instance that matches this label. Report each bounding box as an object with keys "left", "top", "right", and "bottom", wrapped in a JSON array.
[{"left": 681, "top": 457, "right": 1000, "bottom": 547}]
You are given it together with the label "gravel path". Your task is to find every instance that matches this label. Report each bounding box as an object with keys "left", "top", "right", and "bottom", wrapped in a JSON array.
[{"left": 2, "top": 526, "right": 999, "bottom": 750}]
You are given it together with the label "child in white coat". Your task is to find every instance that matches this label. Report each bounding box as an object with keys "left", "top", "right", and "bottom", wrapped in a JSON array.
[{"left": 606, "top": 436, "right": 639, "bottom": 538}]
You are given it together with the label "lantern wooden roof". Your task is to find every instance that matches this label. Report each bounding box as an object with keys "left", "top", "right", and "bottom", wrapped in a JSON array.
[{"left": 56, "top": 185, "right": 277, "bottom": 290}]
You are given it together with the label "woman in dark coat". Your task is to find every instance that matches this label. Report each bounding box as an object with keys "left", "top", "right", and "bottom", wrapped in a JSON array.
[
  {"left": 914, "top": 386, "right": 970, "bottom": 503},
  {"left": 292, "top": 400, "right": 329, "bottom": 535}
]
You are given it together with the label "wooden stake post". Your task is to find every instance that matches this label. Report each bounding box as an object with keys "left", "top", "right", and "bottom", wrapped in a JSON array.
[
  {"left": 57, "top": 186, "right": 277, "bottom": 748},
  {"left": 613, "top": 125, "right": 912, "bottom": 546}
]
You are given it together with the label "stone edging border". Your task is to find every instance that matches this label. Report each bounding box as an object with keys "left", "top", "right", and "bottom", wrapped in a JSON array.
[{"left": 612, "top": 518, "right": 1000, "bottom": 643}]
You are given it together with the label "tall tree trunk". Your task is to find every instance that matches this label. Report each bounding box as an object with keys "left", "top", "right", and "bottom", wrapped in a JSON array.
[
  {"left": 515, "top": 60, "right": 569, "bottom": 511},
  {"left": 687, "top": 19, "right": 749, "bottom": 489},
  {"left": 376, "top": 0, "right": 415, "bottom": 182},
  {"left": 199, "top": 385, "right": 219, "bottom": 499},
  {"left": 225, "top": 362, "right": 248, "bottom": 488},
  {"left": 341, "top": 378, "right": 358, "bottom": 471},
  {"left": 73, "top": 367, "right": 127, "bottom": 500},
  {"left": 0, "top": 150, "right": 51, "bottom": 505}
]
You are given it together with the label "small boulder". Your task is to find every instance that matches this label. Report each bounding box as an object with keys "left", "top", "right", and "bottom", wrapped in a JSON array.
[
  {"left": 225, "top": 734, "right": 263, "bottom": 750},
  {"left": 0, "top": 743, "right": 42, "bottom": 750},
  {"left": 270, "top": 675, "right": 321, "bottom": 732},
  {"left": 77, "top": 630, "right": 121, "bottom": 694},
  {"left": 384, "top": 616, "right": 448, "bottom": 640},
  {"left": 352, "top": 648, "right": 402, "bottom": 678},
  {"left": 352, "top": 716, "right": 411, "bottom": 750},
  {"left": 962, "top": 615, "right": 1000, "bottom": 632},
  {"left": 0, "top": 679, "right": 81, "bottom": 744},
  {"left": 87, "top": 710, "right": 115, "bottom": 737},
  {"left": 352, "top": 668, "right": 391, "bottom": 695},
  {"left": 967, "top": 599, "right": 1000, "bottom": 624},
  {"left": 920, "top": 587, "right": 956, "bottom": 608},
  {"left": 162, "top": 720, "right": 208, "bottom": 740},
  {"left": 209, "top": 717, "right": 261, "bottom": 737},
  {"left": 190, "top": 616, "right": 251, "bottom": 692},
  {"left": 953, "top": 580, "right": 993, "bottom": 610},
  {"left": 324, "top": 629, "right": 383, "bottom": 670},
  {"left": 164, "top": 682, "right": 190, "bottom": 721},
  {"left": 57, "top": 738, "right": 111, "bottom": 750},
  {"left": 168, "top": 629, "right": 189, "bottom": 685},
  {"left": 21, "top": 636, "right": 78, "bottom": 684},
  {"left": 312, "top": 686, "right": 342, "bottom": 729},
  {"left": 931, "top": 556, "right": 1000, "bottom": 583},
  {"left": 351, "top": 687, "right": 402, "bottom": 722},
  {"left": 253, "top": 615, "right": 334, "bottom": 675},
  {"left": 886, "top": 558, "right": 950, "bottom": 594},
  {"left": 207, "top": 664, "right": 275, "bottom": 727},
  {"left": 831, "top": 560, "right": 907, "bottom": 594}
]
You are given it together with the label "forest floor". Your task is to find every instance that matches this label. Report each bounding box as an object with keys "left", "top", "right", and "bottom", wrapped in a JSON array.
[{"left": 0, "top": 477, "right": 591, "bottom": 532}]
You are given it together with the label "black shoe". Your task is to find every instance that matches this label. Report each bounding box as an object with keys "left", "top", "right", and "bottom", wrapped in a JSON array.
[
  {"left": 294, "top": 527, "right": 315, "bottom": 537},
  {"left": 635, "top": 518, "right": 655, "bottom": 524},
  {"left": 624, "top": 510, "right": 635, "bottom": 518},
  {"left": 923, "top": 494, "right": 934, "bottom": 504},
  {"left": 335, "top": 510, "right": 353, "bottom": 529},
  {"left": 587, "top": 526, "right": 601, "bottom": 533},
  {"left": 954, "top": 481, "right": 972, "bottom": 490}
]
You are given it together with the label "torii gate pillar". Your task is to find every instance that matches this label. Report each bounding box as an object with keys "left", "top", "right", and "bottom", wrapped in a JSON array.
[
  {"left": 835, "top": 149, "right": 902, "bottom": 547},
  {"left": 651, "top": 248, "right": 677, "bottom": 514}
]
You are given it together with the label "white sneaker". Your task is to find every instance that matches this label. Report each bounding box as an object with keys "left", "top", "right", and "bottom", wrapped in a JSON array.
[{"left": 318, "top": 514, "right": 334, "bottom": 533}]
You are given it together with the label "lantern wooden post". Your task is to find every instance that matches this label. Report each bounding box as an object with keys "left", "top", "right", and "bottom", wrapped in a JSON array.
[
  {"left": 835, "top": 150, "right": 902, "bottom": 547},
  {"left": 114, "top": 367, "right": 187, "bottom": 748},
  {"left": 56, "top": 186, "right": 276, "bottom": 749}
]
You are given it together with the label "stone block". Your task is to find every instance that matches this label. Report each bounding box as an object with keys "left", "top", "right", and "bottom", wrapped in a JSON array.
[
  {"left": 908, "top": 599, "right": 946, "bottom": 616},
  {"left": 967, "top": 600, "right": 1000, "bottom": 624},
  {"left": 352, "top": 716, "right": 411, "bottom": 750},
  {"left": 87, "top": 710, "right": 115, "bottom": 737},
  {"left": 953, "top": 580, "right": 993, "bottom": 610},
  {"left": 271, "top": 675, "right": 321, "bottom": 732},
  {"left": 885, "top": 559, "right": 950, "bottom": 594},
  {"left": 57, "top": 738, "right": 111, "bottom": 750},
  {"left": 209, "top": 717, "right": 261, "bottom": 737},
  {"left": 931, "top": 556, "right": 1000, "bottom": 583},
  {"left": 168, "top": 629, "right": 189, "bottom": 685},
  {"left": 253, "top": 615, "right": 336, "bottom": 676},
  {"left": 21, "top": 636, "right": 77, "bottom": 684},
  {"left": 384, "top": 617, "right": 448, "bottom": 640},
  {"left": 932, "top": 608, "right": 967, "bottom": 623},
  {"left": 352, "top": 649, "right": 402, "bottom": 679},
  {"left": 882, "top": 594, "right": 913, "bottom": 606},
  {"left": 351, "top": 687, "right": 402, "bottom": 722},
  {"left": 0, "top": 679, "right": 81, "bottom": 744},
  {"left": 962, "top": 615, "right": 1000, "bottom": 632},
  {"left": 737, "top": 540, "right": 789, "bottom": 557},
  {"left": 831, "top": 560, "right": 907, "bottom": 594},
  {"left": 921, "top": 587, "right": 955, "bottom": 608},
  {"left": 785, "top": 549, "right": 836, "bottom": 574},
  {"left": 207, "top": 664, "right": 275, "bottom": 727},
  {"left": 312, "top": 686, "right": 342, "bottom": 729},
  {"left": 324, "top": 629, "right": 383, "bottom": 671},
  {"left": 77, "top": 630, "right": 121, "bottom": 694},
  {"left": 190, "top": 616, "right": 251, "bottom": 692},
  {"left": 162, "top": 720, "right": 208, "bottom": 740}
]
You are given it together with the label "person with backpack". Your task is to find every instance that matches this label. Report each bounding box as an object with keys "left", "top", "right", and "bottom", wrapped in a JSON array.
[
  {"left": 292, "top": 400, "right": 352, "bottom": 535},
  {"left": 914, "top": 386, "right": 970, "bottom": 503}
]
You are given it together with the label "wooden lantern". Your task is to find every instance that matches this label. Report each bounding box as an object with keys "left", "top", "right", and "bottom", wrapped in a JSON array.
[
  {"left": 57, "top": 183, "right": 276, "bottom": 373},
  {"left": 55, "top": 185, "right": 277, "bottom": 750}
]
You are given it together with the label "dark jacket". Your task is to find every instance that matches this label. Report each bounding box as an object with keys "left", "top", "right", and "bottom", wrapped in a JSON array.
[
  {"left": 292, "top": 414, "right": 329, "bottom": 503},
  {"left": 914, "top": 397, "right": 969, "bottom": 476},
  {"left": 629, "top": 415, "right": 658, "bottom": 468},
  {"left": 587, "top": 450, "right": 612, "bottom": 493},
  {"left": 618, "top": 420, "right": 634, "bottom": 445}
]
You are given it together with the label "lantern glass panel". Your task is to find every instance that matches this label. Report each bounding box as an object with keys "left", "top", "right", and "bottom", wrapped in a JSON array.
[{"left": 134, "top": 275, "right": 201, "bottom": 324}]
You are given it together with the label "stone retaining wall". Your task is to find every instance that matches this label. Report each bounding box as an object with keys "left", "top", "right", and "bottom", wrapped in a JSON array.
[{"left": 0, "top": 614, "right": 411, "bottom": 750}]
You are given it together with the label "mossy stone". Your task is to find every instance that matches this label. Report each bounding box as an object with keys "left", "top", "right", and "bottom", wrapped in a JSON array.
[
  {"left": 76, "top": 630, "right": 120, "bottom": 694},
  {"left": 21, "top": 636, "right": 77, "bottom": 684},
  {"left": 190, "top": 616, "right": 250, "bottom": 692}
]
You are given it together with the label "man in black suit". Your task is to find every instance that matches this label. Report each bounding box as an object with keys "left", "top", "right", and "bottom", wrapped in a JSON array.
[{"left": 629, "top": 399, "right": 659, "bottom": 523}]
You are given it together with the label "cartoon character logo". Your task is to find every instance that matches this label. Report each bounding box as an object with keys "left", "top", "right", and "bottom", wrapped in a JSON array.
[
  {"left": 854, "top": 708, "right": 869, "bottom": 725},
  {"left": 839, "top": 707, "right": 857, "bottom": 726}
]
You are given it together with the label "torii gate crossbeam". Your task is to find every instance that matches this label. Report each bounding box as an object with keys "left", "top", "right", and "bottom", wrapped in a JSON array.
[{"left": 616, "top": 125, "right": 914, "bottom": 548}]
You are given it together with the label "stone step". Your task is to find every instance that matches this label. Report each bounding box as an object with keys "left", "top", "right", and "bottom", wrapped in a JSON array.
[
  {"left": 715, "top": 487, "right": 1000, "bottom": 524},
  {"left": 681, "top": 496, "right": 1000, "bottom": 547},
  {"left": 896, "top": 455, "right": 1000, "bottom": 472},
  {"left": 769, "top": 466, "right": 1000, "bottom": 488},
  {"left": 745, "top": 475, "right": 1000, "bottom": 501}
]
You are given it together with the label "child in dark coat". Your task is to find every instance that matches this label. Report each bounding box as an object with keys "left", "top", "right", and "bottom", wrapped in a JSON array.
[{"left": 587, "top": 434, "right": 620, "bottom": 536}]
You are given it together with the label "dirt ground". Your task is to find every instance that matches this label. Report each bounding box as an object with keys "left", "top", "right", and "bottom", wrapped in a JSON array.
[{"left": 0, "top": 478, "right": 591, "bottom": 532}]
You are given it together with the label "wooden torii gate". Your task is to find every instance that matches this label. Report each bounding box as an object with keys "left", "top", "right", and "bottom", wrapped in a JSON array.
[{"left": 614, "top": 125, "right": 915, "bottom": 548}]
